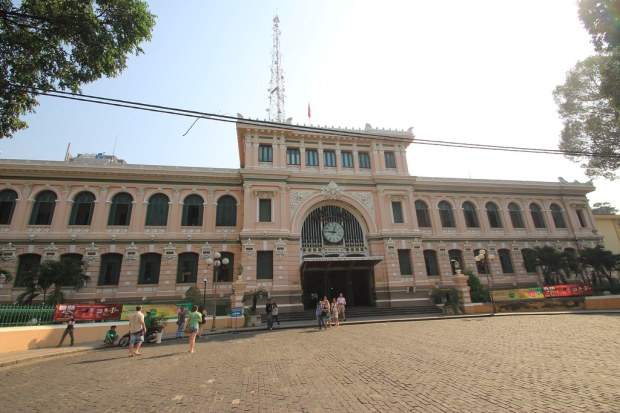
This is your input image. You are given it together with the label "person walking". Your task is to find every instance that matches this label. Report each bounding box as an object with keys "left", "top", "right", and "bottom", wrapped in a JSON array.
[
  {"left": 197, "top": 307, "right": 207, "bottom": 338},
  {"left": 337, "top": 293, "right": 347, "bottom": 321},
  {"left": 331, "top": 298, "right": 339, "bottom": 327},
  {"left": 321, "top": 296, "right": 331, "bottom": 329},
  {"left": 57, "top": 316, "right": 76, "bottom": 347},
  {"left": 128, "top": 305, "right": 146, "bottom": 357},
  {"left": 271, "top": 302, "right": 280, "bottom": 326},
  {"left": 265, "top": 298, "right": 274, "bottom": 330},
  {"left": 176, "top": 306, "right": 186, "bottom": 339},
  {"left": 187, "top": 305, "right": 202, "bottom": 353}
]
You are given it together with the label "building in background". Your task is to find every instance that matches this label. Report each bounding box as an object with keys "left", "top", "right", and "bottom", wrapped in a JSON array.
[
  {"left": 593, "top": 215, "right": 620, "bottom": 254},
  {"left": 0, "top": 121, "right": 601, "bottom": 312}
]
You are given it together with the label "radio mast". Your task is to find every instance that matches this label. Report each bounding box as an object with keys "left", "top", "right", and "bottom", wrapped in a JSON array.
[{"left": 267, "top": 15, "right": 286, "bottom": 123}]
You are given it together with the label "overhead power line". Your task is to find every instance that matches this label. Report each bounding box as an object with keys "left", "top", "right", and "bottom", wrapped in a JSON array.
[{"left": 26, "top": 86, "right": 620, "bottom": 160}]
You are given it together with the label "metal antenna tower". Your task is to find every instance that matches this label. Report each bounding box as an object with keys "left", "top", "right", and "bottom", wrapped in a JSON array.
[{"left": 267, "top": 15, "right": 286, "bottom": 123}]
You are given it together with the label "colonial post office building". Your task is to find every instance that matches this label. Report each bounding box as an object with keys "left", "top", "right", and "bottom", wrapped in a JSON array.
[{"left": 0, "top": 121, "right": 601, "bottom": 313}]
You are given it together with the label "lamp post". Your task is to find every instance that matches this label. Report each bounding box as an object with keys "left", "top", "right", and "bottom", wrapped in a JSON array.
[
  {"left": 205, "top": 252, "right": 229, "bottom": 332},
  {"left": 474, "top": 249, "right": 496, "bottom": 314},
  {"left": 203, "top": 278, "right": 208, "bottom": 309}
]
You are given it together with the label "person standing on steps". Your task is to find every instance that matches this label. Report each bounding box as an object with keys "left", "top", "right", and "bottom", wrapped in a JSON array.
[
  {"left": 128, "top": 305, "right": 146, "bottom": 357},
  {"left": 57, "top": 316, "right": 76, "bottom": 347},
  {"left": 271, "top": 302, "right": 280, "bottom": 326},
  {"left": 337, "top": 293, "right": 347, "bottom": 321}
]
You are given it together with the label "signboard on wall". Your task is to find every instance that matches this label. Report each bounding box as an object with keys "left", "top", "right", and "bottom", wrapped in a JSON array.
[
  {"left": 54, "top": 303, "right": 122, "bottom": 322},
  {"left": 120, "top": 303, "right": 191, "bottom": 321},
  {"left": 542, "top": 283, "right": 593, "bottom": 298},
  {"left": 491, "top": 288, "right": 544, "bottom": 301}
]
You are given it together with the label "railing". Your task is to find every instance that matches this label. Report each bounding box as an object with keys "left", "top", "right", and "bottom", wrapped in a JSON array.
[{"left": 0, "top": 304, "right": 56, "bottom": 327}]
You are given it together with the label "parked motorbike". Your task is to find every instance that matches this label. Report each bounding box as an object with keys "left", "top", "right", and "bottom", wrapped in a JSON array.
[{"left": 118, "top": 328, "right": 157, "bottom": 347}]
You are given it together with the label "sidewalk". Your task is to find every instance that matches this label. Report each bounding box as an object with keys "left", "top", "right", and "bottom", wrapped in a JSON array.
[{"left": 2, "top": 309, "right": 618, "bottom": 368}]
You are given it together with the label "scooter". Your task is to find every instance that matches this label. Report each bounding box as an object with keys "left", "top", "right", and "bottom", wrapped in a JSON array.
[{"left": 118, "top": 328, "right": 157, "bottom": 347}]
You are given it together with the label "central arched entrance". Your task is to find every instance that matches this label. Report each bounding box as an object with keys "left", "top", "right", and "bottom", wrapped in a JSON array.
[{"left": 299, "top": 204, "right": 381, "bottom": 309}]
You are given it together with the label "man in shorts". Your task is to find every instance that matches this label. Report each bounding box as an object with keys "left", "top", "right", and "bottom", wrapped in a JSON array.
[{"left": 128, "top": 305, "right": 146, "bottom": 357}]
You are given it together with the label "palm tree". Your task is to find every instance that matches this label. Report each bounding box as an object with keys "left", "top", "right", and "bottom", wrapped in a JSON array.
[
  {"left": 25, "top": 257, "right": 90, "bottom": 304},
  {"left": 579, "top": 246, "right": 620, "bottom": 286},
  {"left": 242, "top": 287, "right": 267, "bottom": 315}
]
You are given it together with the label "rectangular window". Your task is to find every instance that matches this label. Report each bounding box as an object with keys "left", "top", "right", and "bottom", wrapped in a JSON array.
[
  {"left": 286, "top": 148, "right": 300, "bottom": 165},
  {"left": 259, "top": 199, "right": 272, "bottom": 222},
  {"left": 576, "top": 209, "right": 587, "bottom": 227},
  {"left": 324, "top": 150, "right": 336, "bottom": 167},
  {"left": 257, "top": 251, "right": 274, "bottom": 279},
  {"left": 341, "top": 151, "right": 353, "bottom": 168},
  {"left": 358, "top": 152, "right": 371, "bottom": 169},
  {"left": 384, "top": 151, "right": 396, "bottom": 168},
  {"left": 306, "top": 149, "right": 319, "bottom": 166},
  {"left": 392, "top": 201, "right": 404, "bottom": 223},
  {"left": 258, "top": 144, "right": 273, "bottom": 162},
  {"left": 398, "top": 249, "right": 413, "bottom": 275}
]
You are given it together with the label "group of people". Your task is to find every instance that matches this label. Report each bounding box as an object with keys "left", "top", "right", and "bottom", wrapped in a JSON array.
[{"left": 316, "top": 293, "right": 346, "bottom": 330}]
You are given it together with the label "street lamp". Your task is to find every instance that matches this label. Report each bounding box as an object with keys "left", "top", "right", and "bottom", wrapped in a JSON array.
[
  {"left": 474, "top": 249, "right": 496, "bottom": 314},
  {"left": 203, "top": 278, "right": 208, "bottom": 309},
  {"left": 205, "top": 252, "right": 229, "bottom": 331}
]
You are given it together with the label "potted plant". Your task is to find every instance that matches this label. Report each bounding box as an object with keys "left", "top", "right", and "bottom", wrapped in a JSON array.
[
  {"left": 153, "top": 316, "right": 167, "bottom": 343},
  {"left": 242, "top": 287, "right": 266, "bottom": 327}
]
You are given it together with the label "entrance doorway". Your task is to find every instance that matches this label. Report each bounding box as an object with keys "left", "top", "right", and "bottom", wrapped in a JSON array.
[{"left": 300, "top": 257, "right": 380, "bottom": 310}]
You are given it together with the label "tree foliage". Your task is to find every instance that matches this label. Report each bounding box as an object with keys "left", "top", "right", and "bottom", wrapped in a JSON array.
[
  {"left": 465, "top": 270, "right": 490, "bottom": 303},
  {"left": 591, "top": 201, "right": 619, "bottom": 214},
  {"left": 553, "top": 55, "right": 620, "bottom": 179},
  {"left": 0, "top": 0, "right": 156, "bottom": 138},
  {"left": 16, "top": 257, "right": 90, "bottom": 305},
  {"left": 522, "top": 246, "right": 580, "bottom": 285},
  {"left": 579, "top": 245, "right": 620, "bottom": 285}
]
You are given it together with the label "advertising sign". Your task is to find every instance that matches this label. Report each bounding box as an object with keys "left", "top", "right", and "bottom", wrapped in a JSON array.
[
  {"left": 120, "top": 303, "right": 192, "bottom": 321},
  {"left": 491, "top": 288, "right": 544, "bottom": 301},
  {"left": 542, "top": 283, "right": 593, "bottom": 298},
  {"left": 231, "top": 307, "right": 243, "bottom": 318},
  {"left": 54, "top": 303, "right": 122, "bottom": 322}
]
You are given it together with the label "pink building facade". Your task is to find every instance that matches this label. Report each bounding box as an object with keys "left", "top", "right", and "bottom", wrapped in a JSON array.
[{"left": 0, "top": 121, "right": 601, "bottom": 312}]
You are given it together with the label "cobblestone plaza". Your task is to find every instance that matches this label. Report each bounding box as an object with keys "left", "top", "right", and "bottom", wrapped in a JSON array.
[{"left": 2, "top": 314, "right": 619, "bottom": 413}]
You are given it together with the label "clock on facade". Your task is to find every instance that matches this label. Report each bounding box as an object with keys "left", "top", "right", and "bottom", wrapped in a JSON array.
[{"left": 323, "top": 221, "right": 344, "bottom": 243}]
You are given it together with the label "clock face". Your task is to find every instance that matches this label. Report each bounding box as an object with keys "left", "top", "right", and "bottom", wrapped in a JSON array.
[{"left": 323, "top": 221, "right": 344, "bottom": 243}]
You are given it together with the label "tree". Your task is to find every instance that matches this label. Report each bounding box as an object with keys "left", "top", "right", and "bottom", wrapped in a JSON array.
[
  {"left": 24, "top": 257, "right": 90, "bottom": 304},
  {"left": 579, "top": 245, "right": 620, "bottom": 285},
  {"left": 0, "top": 0, "right": 156, "bottom": 138},
  {"left": 465, "top": 270, "right": 490, "bottom": 303},
  {"left": 591, "top": 201, "right": 619, "bottom": 214},
  {"left": 522, "top": 246, "right": 579, "bottom": 285},
  {"left": 242, "top": 287, "right": 267, "bottom": 315},
  {"left": 184, "top": 286, "right": 203, "bottom": 308},
  {"left": 553, "top": 55, "right": 620, "bottom": 179}
]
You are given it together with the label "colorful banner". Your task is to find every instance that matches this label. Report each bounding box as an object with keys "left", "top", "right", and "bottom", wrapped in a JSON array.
[
  {"left": 491, "top": 288, "right": 544, "bottom": 301},
  {"left": 542, "top": 283, "right": 593, "bottom": 298},
  {"left": 120, "top": 303, "right": 192, "bottom": 321},
  {"left": 54, "top": 303, "right": 122, "bottom": 322}
]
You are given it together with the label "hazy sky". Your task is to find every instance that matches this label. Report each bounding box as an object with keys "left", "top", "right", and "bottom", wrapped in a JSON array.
[{"left": 3, "top": 1, "right": 618, "bottom": 208}]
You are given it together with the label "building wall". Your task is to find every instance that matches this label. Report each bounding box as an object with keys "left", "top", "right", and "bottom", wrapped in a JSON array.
[
  {"left": 0, "top": 122, "right": 602, "bottom": 310},
  {"left": 593, "top": 215, "right": 620, "bottom": 254}
]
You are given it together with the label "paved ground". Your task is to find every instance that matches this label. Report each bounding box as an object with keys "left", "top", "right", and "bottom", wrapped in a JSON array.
[{"left": 2, "top": 313, "right": 620, "bottom": 413}]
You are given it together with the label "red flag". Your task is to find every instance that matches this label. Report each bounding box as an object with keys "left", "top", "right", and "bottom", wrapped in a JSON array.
[{"left": 308, "top": 103, "right": 311, "bottom": 119}]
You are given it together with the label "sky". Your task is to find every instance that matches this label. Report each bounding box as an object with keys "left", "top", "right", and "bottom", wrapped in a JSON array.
[{"left": 2, "top": 1, "right": 618, "bottom": 209}]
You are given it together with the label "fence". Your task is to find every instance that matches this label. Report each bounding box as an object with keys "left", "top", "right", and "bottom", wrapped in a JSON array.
[{"left": 0, "top": 305, "right": 56, "bottom": 327}]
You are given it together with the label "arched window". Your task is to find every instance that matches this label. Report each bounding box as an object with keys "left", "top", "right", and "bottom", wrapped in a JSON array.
[
  {"left": 181, "top": 194, "right": 203, "bottom": 226},
  {"left": 438, "top": 201, "right": 456, "bottom": 228},
  {"left": 15, "top": 253, "right": 41, "bottom": 287},
  {"left": 550, "top": 203, "right": 566, "bottom": 229},
  {"left": 448, "top": 249, "right": 463, "bottom": 274},
  {"left": 486, "top": 202, "right": 502, "bottom": 228},
  {"left": 177, "top": 252, "right": 199, "bottom": 283},
  {"left": 508, "top": 202, "right": 525, "bottom": 229},
  {"left": 139, "top": 253, "right": 161, "bottom": 284},
  {"left": 145, "top": 193, "right": 169, "bottom": 226},
  {"left": 462, "top": 201, "right": 479, "bottom": 228},
  {"left": 521, "top": 248, "right": 536, "bottom": 273},
  {"left": 423, "top": 250, "right": 439, "bottom": 275},
  {"left": 216, "top": 195, "right": 237, "bottom": 226},
  {"left": 529, "top": 203, "right": 546, "bottom": 228},
  {"left": 0, "top": 189, "right": 17, "bottom": 225},
  {"left": 69, "top": 191, "right": 95, "bottom": 225},
  {"left": 98, "top": 253, "right": 123, "bottom": 286},
  {"left": 108, "top": 192, "right": 133, "bottom": 226},
  {"left": 29, "top": 190, "right": 56, "bottom": 225},
  {"left": 415, "top": 200, "right": 431, "bottom": 227},
  {"left": 498, "top": 249, "right": 514, "bottom": 274}
]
